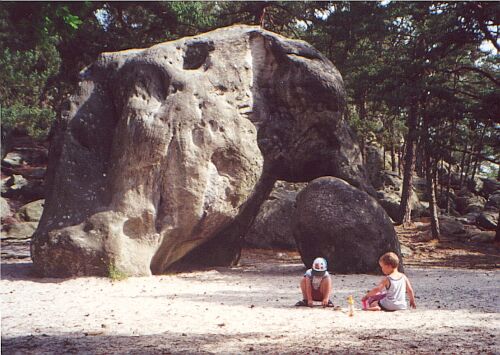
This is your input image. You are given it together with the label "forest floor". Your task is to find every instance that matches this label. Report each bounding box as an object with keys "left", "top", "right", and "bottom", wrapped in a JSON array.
[{"left": 1, "top": 223, "right": 499, "bottom": 354}]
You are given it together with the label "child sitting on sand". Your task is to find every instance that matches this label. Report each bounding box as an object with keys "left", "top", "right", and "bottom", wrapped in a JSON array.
[
  {"left": 362, "top": 252, "right": 416, "bottom": 311},
  {"left": 295, "top": 257, "right": 334, "bottom": 307}
]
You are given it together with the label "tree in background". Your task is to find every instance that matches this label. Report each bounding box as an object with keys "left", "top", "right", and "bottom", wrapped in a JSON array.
[{"left": 1, "top": 2, "right": 498, "bottom": 227}]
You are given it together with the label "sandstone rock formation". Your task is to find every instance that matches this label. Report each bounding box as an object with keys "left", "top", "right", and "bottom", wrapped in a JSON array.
[
  {"left": 293, "top": 177, "right": 402, "bottom": 274},
  {"left": 32, "top": 25, "right": 371, "bottom": 277},
  {"left": 244, "top": 181, "right": 305, "bottom": 250}
]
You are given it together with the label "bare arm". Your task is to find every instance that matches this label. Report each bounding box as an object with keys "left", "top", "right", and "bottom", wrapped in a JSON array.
[
  {"left": 362, "top": 278, "right": 388, "bottom": 301},
  {"left": 304, "top": 277, "right": 313, "bottom": 306},
  {"left": 405, "top": 276, "right": 416, "bottom": 308}
]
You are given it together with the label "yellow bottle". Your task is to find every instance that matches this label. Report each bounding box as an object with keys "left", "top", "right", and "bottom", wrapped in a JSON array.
[{"left": 347, "top": 295, "right": 354, "bottom": 317}]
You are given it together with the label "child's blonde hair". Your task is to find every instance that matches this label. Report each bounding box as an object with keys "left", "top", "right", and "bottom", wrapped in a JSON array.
[{"left": 379, "top": 252, "right": 399, "bottom": 268}]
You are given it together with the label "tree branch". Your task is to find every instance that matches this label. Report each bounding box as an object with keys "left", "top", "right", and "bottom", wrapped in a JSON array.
[{"left": 442, "top": 66, "right": 500, "bottom": 87}]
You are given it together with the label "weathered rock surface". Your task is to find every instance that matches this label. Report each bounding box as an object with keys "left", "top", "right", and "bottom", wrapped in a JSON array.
[
  {"left": 32, "top": 26, "right": 371, "bottom": 277},
  {"left": 244, "top": 181, "right": 304, "bottom": 250},
  {"left": 456, "top": 195, "right": 486, "bottom": 215},
  {"left": 2, "top": 221, "right": 38, "bottom": 240},
  {"left": 480, "top": 178, "right": 500, "bottom": 197},
  {"left": 476, "top": 210, "right": 498, "bottom": 230},
  {"left": 438, "top": 216, "right": 467, "bottom": 238},
  {"left": 293, "top": 177, "right": 402, "bottom": 274},
  {"left": 15, "top": 199, "right": 45, "bottom": 222},
  {"left": 0, "top": 197, "right": 11, "bottom": 219},
  {"left": 377, "top": 188, "right": 426, "bottom": 221},
  {"left": 485, "top": 191, "right": 500, "bottom": 211}
]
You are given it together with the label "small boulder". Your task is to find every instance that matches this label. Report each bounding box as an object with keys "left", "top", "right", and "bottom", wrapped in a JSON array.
[
  {"left": 0, "top": 197, "right": 11, "bottom": 219},
  {"left": 380, "top": 170, "right": 403, "bottom": 190},
  {"left": 476, "top": 211, "right": 498, "bottom": 230},
  {"left": 484, "top": 191, "right": 500, "bottom": 211},
  {"left": 15, "top": 199, "right": 45, "bottom": 222},
  {"left": 293, "top": 177, "right": 402, "bottom": 274},
  {"left": 480, "top": 178, "right": 500, "bottom": 197},
  {"left": 466, "top": 177, "right": 483, "bottom": 194},
  {"left": 1, "top": 221, "right": 39, "bottom": 240},
  {"left": 2, "top": 152, "right": 24, "bottom": 167},
  {"left": 438, "top": 216, "right": 466, "bottom": 238},
  {"left": 377, "top": 189, "right": 425, "bottom": 221},
  {"left": 456, "top": 195, "right": 486, "bottom": 215},
  {"left": 469, "top": 230, "right": 495, "bottom": 243}
]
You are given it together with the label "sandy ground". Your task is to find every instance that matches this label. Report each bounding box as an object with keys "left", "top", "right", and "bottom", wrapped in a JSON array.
[{"left": 1, "top": 248, "right": 499, "bottom": 354}]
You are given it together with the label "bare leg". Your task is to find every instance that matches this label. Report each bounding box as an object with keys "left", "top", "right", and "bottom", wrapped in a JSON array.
[
  {"left": 299, "top": 277, "right": 313, "bottom": 306},
  {"left": 319, "top": 277, "right": 332, "bottom": 306},
  {"left": 365, "top": 300, "right": 382, "bottom": 311},
  {"left": 300, "top": 277, "right": 308, "bottom": 300}
]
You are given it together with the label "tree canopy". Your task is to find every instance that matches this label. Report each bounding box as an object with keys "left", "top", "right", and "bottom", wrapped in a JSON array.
[{"left": 1, "top": 1, "right": 498, "bottom": 184}]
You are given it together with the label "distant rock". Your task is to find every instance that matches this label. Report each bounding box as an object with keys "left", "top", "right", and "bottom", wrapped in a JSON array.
[
  {"left": 364, "top": 144, "right": 384, "bottom": 189},
  {"left": 476, "top": 211, "right": 498, "bottom": 230},
  {"left": 484, "top": 191, "right": 500, "bottom": 211},
  {"left": 456, "top": 195, "right": 486, "bottom": 215},
  {"left": 480, "top": 178, "right": 500, "bottom": 197},
  {"left": 294, "top": 177, "right": 402, "bottom": 274},
  {"left": 438, "top": 216, "right": 466, "bottom": 238},
  {"left": 377, "top": 189, "right": 426, "bottom": 221},
  {"left": 2, "top": 221, "right": 38, "bottom": 240},
  {"left": 15, "top": 199, "right": 44, "bottom": 222},
  {"left": 469, "top": 230, "right": 495, "bottom": 243},
  {"left": 2, "top": 152, "right": 24, "bottom": 168},
  {"left": 0, "top": 197, "right": 11, "bottom": 219}
]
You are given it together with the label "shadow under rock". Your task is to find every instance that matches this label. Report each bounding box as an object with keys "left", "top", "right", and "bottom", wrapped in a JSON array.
[{"left": 1, "top": 262, "right": 80, "bottom": 284}]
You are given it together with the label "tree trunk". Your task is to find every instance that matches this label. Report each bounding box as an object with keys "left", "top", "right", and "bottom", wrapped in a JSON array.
[
  {"left": 445, "top": 121, "right": 457, "bottom": 213},
  {"left": 439, "top": 159, "right": 444, "bottom": 197},
  {"left": 471, "top": 125, "right": 486, "bottom": 181},
  {"left": 415, "top": 138, "right": 423, "bottom": 177},
  {"left": 398, "top": 104, "right": 418, "bottom": 225},
  {"left": 398, "top": 142, "right": 405, "bottom": 177},
  {"left": 496, "top": 213, "right": 500, "bottom": 244},
  {"left": 383, "top": 145, "right": 386, "bottom": 170},
  {"left": 463, "top": 149, "right": 473, "bottom": 187},
  {"left": 391, "top": 144, "right": 397, "bottom": 172},
  {"left": 458, "top": 142, "right": 468, "bottom": 188},
  {"left": 421, "top": 104, "right": 440, "bottom": 239},
  {"left": 425, "top": 151, "right": 440, "bottom": 239}
]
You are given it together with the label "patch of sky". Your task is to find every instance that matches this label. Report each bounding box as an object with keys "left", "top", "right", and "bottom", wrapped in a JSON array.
[{"left": 95, "top": 8, "right": 111, "bottom": 31}]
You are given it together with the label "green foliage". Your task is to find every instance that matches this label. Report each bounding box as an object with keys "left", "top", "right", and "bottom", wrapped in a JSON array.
[
  {"left": 0, "top": 0, "right": 497, "bottom": 177},
  {"left": 1, "top": 104, "right": 55, "bottom": 139},
  {"left": 0, "top": 39, "right": 60, "bottom": 138}
]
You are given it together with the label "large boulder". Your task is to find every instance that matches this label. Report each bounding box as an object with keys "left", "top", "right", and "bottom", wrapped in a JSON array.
[
  {"left": 244, "top": 181, "right": 304, "bottom": 250},
  {"left": 293, "top": 177, "right": 402, "bottom": 274},
  {"left": 32, "top": 26, "right": 371, "bottom": 277}
]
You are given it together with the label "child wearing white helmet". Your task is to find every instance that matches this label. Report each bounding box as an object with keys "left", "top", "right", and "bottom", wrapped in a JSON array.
[{"left": 295, "top": 257, "right": 334, "bottom": 307}]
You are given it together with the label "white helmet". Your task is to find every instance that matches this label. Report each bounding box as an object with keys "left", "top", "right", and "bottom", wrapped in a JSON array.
[{"left": 312, "top": 257, "right": 328, "bottom": 276}]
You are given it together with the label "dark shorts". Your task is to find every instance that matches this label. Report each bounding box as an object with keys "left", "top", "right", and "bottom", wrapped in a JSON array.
[
  {"left": 377, "top": 301, "right": 394, "bottom": 312},
  {"left": 312, "top": 287, "right": 324, "bottom": 301}
]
